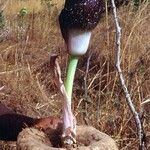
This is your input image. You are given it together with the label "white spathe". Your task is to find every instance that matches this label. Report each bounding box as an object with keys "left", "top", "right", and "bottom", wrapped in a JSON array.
[{"left": 68, "top": 29, "right": 92, "bottom": 56}]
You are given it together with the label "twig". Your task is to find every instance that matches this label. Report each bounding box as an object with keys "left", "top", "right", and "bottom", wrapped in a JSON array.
[
  {"left": 140, "top": 98, "right": 150, "bottom": 120},
  {"left": 83, "top": 51, "right": 93, "bottom": 125},
  {"left": 141, "top": 98, "right": 150, "bottom": 105},
  {"left": 111, "top": 0, "right": 145, "bottom": 149},
  {"left": 0, "top": 86, "right": 4, "bottom": 91}
]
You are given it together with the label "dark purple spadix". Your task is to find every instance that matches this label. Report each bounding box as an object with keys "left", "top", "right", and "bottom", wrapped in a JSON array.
[{"left": 59, "top": 0, "right": 104, "bottom": 56}]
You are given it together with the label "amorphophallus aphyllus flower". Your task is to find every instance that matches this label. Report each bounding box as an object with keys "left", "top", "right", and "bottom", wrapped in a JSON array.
[{"left": 59, "top": 0, "right": 104, "bottom": 145}]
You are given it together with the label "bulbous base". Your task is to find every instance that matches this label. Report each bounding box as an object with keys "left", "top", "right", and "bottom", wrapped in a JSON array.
[{"left": 17, "top": 126, "right": 118, "bottom": 150}]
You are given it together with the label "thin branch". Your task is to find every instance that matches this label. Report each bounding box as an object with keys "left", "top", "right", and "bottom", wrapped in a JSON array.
[
  {"left": 141, "top": 98, "right": 150, "bottom": 105},
  {"left": 0, "top": 86, "right": 4, "bottom": 91},
  {"left": 111, "top": 0, "right": 146, "bottom": 149},
  {"left": 83, "top": 51, "right": 93, "bottom": 125}
]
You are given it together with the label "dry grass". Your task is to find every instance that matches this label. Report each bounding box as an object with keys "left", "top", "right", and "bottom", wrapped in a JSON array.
[
  {"left": 0, "top": 0, "right": 150, "bottom": 149},
  {"left": 4, "top": 0, "right": 64, "bottom": 15}
]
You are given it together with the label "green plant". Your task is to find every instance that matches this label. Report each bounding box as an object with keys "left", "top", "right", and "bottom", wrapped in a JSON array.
[
  {"left": 19, "top": 7, "right": 28, "bottom": 18},
  {"left": 18, "top": 7, "right": 28, "bottom": 28}
]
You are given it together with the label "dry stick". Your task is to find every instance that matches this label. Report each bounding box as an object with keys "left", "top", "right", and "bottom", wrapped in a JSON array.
[
  {"left": 0, "top": 86, "right": 4, "bottom": 91},
  {"left": 83, "top": 52, "right": 93, "bottom": 125},
  {"left": 111, "top": 0, "right": 145, "bottom": 149}
]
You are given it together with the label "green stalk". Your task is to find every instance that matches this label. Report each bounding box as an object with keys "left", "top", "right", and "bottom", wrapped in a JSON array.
[{"left": 65, "top": 55, "right": 79, "bottom": 103}]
